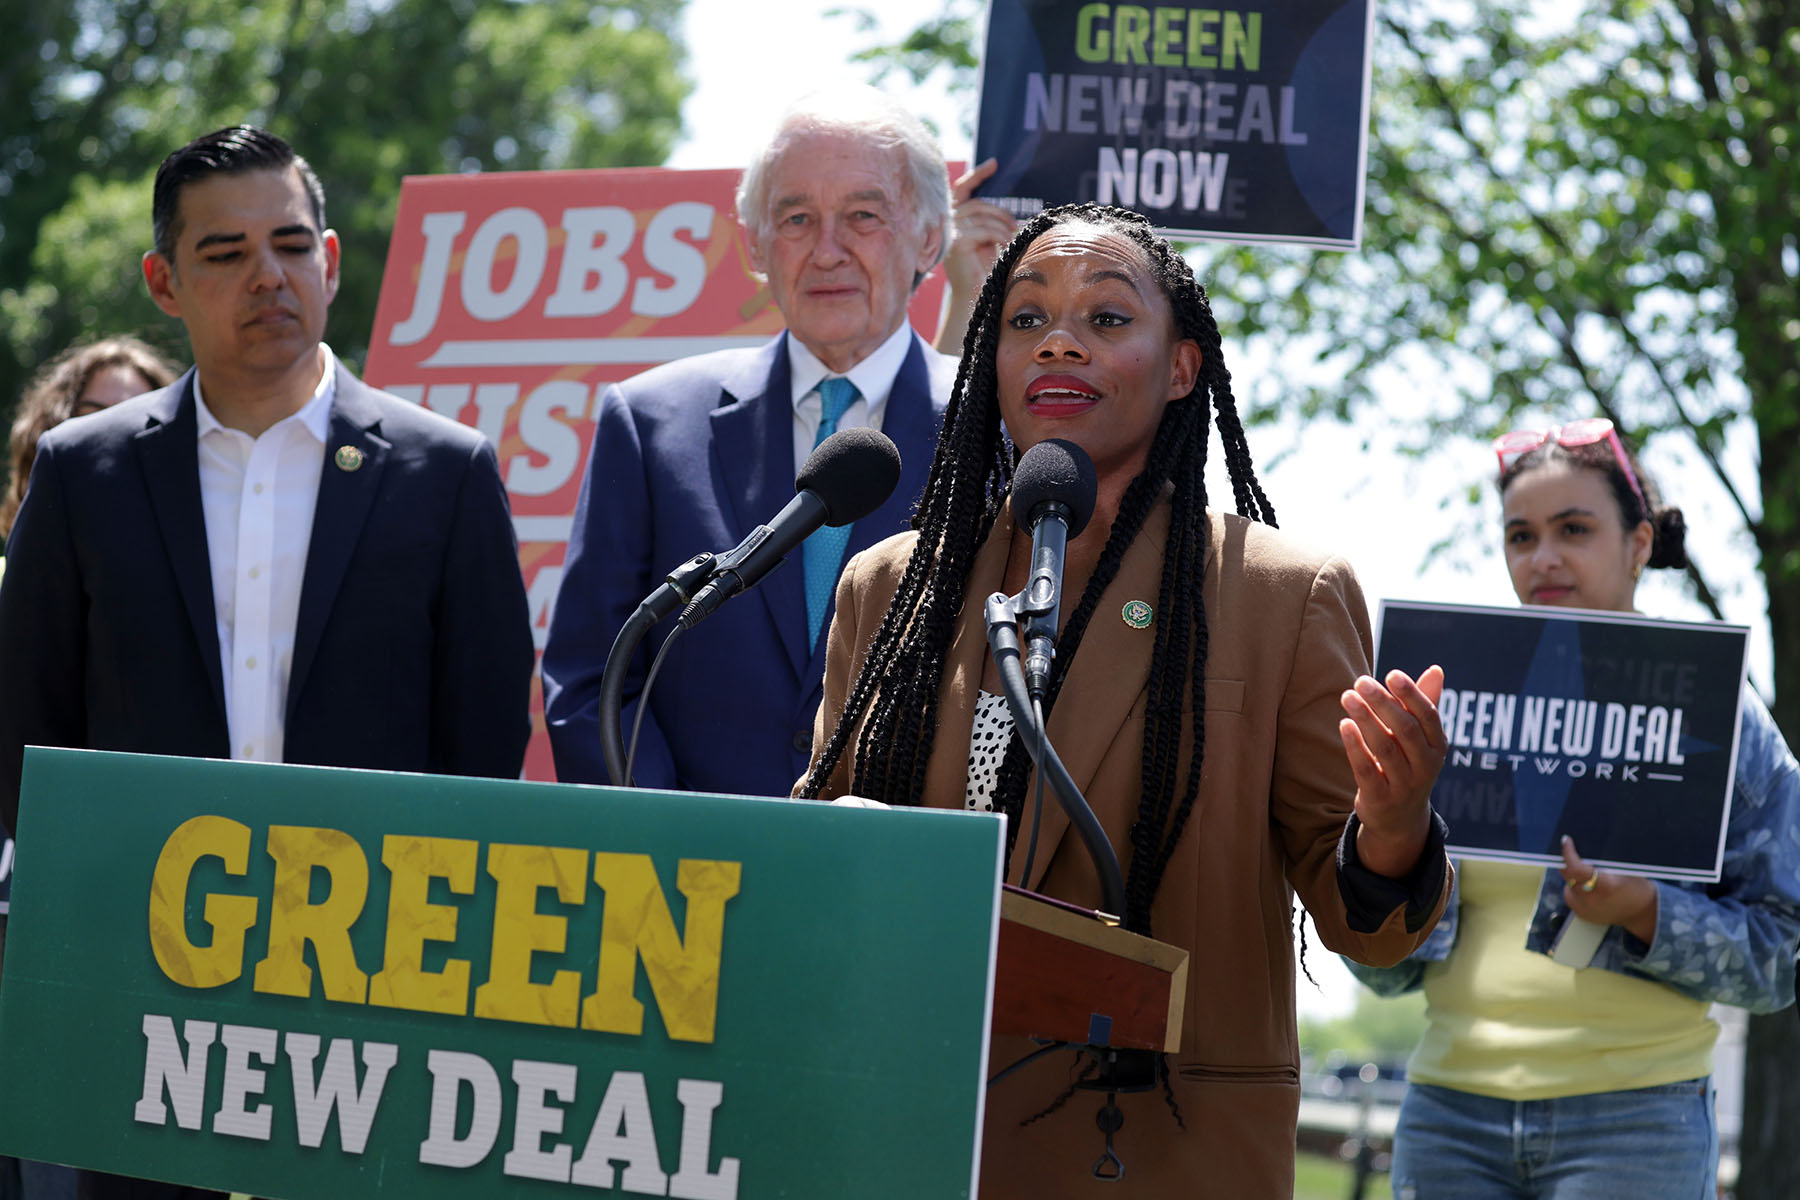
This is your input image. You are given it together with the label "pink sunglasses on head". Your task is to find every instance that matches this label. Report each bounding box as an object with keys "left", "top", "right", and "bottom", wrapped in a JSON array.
[{"left": 1493, "top": 417, "right": 1648, "bottom": 515}]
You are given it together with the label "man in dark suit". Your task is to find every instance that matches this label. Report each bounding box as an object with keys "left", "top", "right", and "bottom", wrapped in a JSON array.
[
  {"left": 1, "top": 120, "right": 533, "bottom": 1200},
  {"left": 0, "top": 126, "right": 532, "bottom": 920},
  {"left": 542, "top": 88, "right": 960, "bottom": 797}
]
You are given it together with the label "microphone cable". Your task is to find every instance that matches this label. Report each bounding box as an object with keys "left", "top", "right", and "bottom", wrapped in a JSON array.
[
  {"left": 1018, "top": 696, "right": 1049, "bottom": 887},
  {"left": 624, "top": 623, "right": 687, "bottom": 788},
  {"left": 987, "top": 1039, "right": 1073, "bottom": 1090}
]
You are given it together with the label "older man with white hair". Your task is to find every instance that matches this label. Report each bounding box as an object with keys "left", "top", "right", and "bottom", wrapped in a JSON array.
[{"left": 542, "top": 86, "right": 959, "bottom": 797}]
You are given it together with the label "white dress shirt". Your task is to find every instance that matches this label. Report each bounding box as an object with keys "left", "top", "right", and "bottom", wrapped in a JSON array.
[
  {"left": 194, "top": 347, "right": 336, "bottom": 763},
  {"left": 786, "top": 322, "right": 918, "bottom": 469}
]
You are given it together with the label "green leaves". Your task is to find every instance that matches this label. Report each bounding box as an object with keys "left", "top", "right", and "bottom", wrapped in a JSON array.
[
  {"left": 833, "top": 0, "right": 982, "bottom": 132},
  {"left": 0, "top": 0, "right": 692, "bottom": 441},
  {"left": 15, "top": 170, "right": 181, "bottom": 366}
]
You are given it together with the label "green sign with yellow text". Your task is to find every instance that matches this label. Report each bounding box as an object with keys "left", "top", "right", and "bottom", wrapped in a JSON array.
[{"left": 0, "top": 750, "right": 1003, "bottom": 1198}]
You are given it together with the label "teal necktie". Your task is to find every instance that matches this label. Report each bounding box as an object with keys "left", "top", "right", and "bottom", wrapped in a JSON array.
[{"left": 803, "top": 377, "right": 860, "bottom": 646}]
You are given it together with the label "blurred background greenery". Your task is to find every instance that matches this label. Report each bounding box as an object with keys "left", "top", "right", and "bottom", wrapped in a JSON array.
[{"left": 0, "top": 0, "right": 691, "bottom": 415}]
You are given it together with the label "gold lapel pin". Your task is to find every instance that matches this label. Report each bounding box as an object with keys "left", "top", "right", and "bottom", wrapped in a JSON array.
[
  {"left": 334, "top": 445, "right": 365, "bottom": 472},
  {"left": 1122, "top": 600, "right": 1153, "bottom": 629}
]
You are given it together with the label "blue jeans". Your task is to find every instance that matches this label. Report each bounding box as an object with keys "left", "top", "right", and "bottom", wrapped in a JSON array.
[{"left": 1390, "top": 1079, "right": 1717, "bottom": 1200}]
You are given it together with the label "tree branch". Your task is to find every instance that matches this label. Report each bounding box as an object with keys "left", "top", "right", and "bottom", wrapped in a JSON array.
[{"left": 1383, "top": 12, "right": 1758, "bottom": 533}]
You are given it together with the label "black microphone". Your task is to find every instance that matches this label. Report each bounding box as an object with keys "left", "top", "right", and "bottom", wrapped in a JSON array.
[
  {"left": 1012, "top": 439, "right": 1097, "bottom": 701},
  {"left": 677, "top": 426, "right": 902, "bottom": 629}
]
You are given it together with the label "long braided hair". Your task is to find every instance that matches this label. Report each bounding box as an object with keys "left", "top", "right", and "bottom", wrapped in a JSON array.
[{"left": 798, "top": 204, "right": 1274, "bottom": 935}]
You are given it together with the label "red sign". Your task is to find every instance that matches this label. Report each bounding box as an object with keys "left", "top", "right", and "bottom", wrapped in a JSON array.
[{"left": 364, "top": 168, "right": 951, "bottom": 779}]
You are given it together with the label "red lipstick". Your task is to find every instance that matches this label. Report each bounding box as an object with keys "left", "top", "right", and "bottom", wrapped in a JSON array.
[{"left": 1025, "top": 375, "right": 1100, "bottom": 415}]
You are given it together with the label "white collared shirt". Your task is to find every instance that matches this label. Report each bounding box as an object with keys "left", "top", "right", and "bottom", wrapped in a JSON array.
[
  {"left": 787, "top": 322, "right": 917, "bottom": 470},
  {"left": 194, "top": 346, "right": 337, "bottom": 764}
]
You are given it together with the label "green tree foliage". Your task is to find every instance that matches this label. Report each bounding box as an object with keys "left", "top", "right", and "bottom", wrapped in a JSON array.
[
  {"left": 0, "top": 0, "right": 691, "bottom": 448},
  {"left": 832, "top": 0, "right": 980, "bottom": 100},
  {"left": 1298, "top": 991, "right": 1427, "bottom": 1065},
  {"left": 1204, "top": 2, "right": 1796, "bottom": 623},
  {"left": 857, "top": 0, "right": 1800, "bottom": 1192}
]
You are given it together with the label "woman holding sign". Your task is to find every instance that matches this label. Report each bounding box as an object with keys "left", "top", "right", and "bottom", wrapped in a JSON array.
[
  {"left": 1352, "top": 420, "right": 1800, "bottom": 1198},
  {"left": 798, "top": 203, "right": 1454, "bottom": 1196}
]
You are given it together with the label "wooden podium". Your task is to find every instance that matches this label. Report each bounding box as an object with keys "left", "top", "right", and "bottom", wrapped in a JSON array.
[{"left": 992, "top": 885, "right": 1189, "bottom": 1053}]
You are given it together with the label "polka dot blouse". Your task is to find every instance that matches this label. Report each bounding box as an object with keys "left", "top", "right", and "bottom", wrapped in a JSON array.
[{"left": 966, "top": 690, "right": 1014, "bottom": 812}]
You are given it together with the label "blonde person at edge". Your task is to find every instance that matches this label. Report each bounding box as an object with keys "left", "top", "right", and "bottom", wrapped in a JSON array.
[
  {"left": 1348, "top": 419, "right": 1800, "bottom": 1200},
  {"left": 796, "top": 203, "right": 1455, "bottom": 1197}
]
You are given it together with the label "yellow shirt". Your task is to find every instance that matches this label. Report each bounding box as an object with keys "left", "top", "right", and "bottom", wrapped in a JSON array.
[{"left": 1407, "top": 859, "right": 1717, "bottom": 1099}]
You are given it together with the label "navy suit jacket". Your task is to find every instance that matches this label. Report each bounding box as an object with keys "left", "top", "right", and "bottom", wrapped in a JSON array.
[
  {"left": 542, "top": 331, "right": 954, "bottom": 797},
  {"left": 0, "top": 363, "right": 535, "bottom": 836}
]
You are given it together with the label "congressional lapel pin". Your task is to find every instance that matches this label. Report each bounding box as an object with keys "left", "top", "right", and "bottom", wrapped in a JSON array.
[
  {"left": 334, "top": 445, "right": 365, "bottom": 472},
  {"left": 1122, "top": 600, "right": 1153, "bottom": 629}
]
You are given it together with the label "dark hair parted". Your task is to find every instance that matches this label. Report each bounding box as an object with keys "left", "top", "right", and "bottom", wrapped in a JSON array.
[
  {"left": 1498, "top": 434, "right": 1688, "bottom": 570},
  {"left": 152, "top": 126, "right": 326, "bottom": 261},
  {"left": 797, "top": 203, "right": 1274, "bottom": 935}
]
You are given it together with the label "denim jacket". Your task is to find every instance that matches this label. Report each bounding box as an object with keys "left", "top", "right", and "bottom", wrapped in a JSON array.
[{"left": 1348, "top": 687, "right": 1800, "bottom": 1014}]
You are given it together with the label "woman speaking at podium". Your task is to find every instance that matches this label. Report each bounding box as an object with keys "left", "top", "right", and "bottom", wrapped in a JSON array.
[{"left": 796, "top": 204, "right": 1454, "bottom": 1196}]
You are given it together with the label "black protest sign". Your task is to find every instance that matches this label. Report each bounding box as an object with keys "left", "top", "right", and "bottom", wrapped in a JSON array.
[
  {"left": 1376, "top": 601, "right": 1748, "bottom": 881},
  {"left": 973, "top": 0, "right": 1374, "bottom": 246}
]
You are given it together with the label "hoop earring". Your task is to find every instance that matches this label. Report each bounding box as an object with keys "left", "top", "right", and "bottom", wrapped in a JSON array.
[{"left": 1631, "top": 562, "right": 1644, "bottom": 581}]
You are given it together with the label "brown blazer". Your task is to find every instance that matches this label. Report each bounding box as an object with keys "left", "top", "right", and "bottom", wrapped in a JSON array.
[{"left": 808, "top": 498, "right": 1450, "bottom": 1198}]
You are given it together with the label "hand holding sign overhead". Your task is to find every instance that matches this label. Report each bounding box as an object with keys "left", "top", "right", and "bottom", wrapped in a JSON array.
[
  {"left": 935, "top": 159, "right": 1021, "bottom": 353},
  {"left": 946, "top": 160, "right": 1021, "bottom": 295}
]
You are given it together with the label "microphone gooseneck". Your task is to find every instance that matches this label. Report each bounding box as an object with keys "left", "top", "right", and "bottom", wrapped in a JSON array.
[
  {"left": 982, "top": 437, "right": 1122, "bottom": 916},
  {"left": 984, "top": 592, "right": 1126, "bottom": 919},
  {"left": 1012, "top": 439, "right": 1098, "bottom": 701}
]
